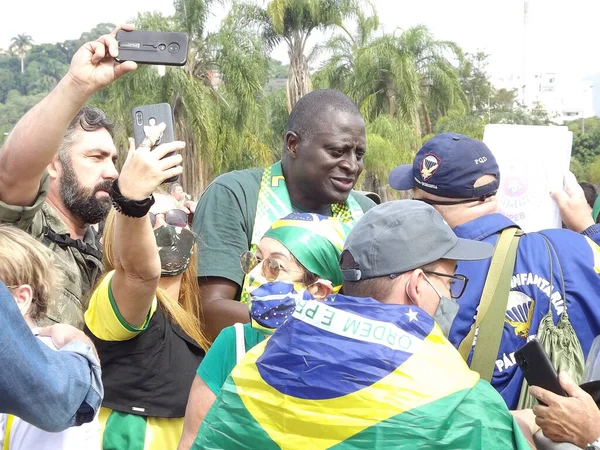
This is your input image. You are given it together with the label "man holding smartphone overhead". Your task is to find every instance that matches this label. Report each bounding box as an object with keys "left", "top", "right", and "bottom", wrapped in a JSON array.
[{"left": 0, "top": 25, "right": 138, "bottom": 329}]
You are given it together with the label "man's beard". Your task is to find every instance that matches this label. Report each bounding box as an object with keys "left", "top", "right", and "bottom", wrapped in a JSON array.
[{"left": 59, "top": 159, "right": 113, "bottom": 225}]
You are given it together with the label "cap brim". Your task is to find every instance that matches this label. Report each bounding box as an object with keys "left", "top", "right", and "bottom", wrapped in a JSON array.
[
  {"left": 388, "top": 165, "right": 415, "bottom": 191},
  {"left": 443, "top": 238, "right": 494, "bottom": 261}
]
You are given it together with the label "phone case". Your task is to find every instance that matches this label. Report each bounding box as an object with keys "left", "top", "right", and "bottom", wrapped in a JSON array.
[
  {"left": 116, "top": 30, "right": 188, "bottom": 66},
  {"left": 515, "top": 339, "right": 567, "bottom": 402},
  {"left": 131, "top": 103, "right": 178, "bottom": 183}
]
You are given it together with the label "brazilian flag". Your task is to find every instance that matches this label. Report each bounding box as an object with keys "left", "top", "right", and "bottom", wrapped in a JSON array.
[{"left": 194, "top": 295, "right": 529, "bottom": 449}]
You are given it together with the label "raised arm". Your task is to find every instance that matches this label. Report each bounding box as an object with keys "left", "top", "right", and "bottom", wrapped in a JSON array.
[
  {"left": 0, "top": 24, "right": 137, "bottom": 207},
  {"left": 109, "top": 126, "right": 185, "bottom": 327}
]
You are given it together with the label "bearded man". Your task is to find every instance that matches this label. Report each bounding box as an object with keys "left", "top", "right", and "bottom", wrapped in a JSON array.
[{"left": 0, "top": 25, "right": 137, "bottom": 328}]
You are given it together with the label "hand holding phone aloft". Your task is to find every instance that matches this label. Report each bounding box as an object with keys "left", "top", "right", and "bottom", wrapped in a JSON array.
[
  {"left": 118, "top": 123, "right": 185, "bottom": 202},
  {"left": 115, "top": 30, "right": 188, "bottom": 66},
  {"left": 67, "top": 24, "right": 138, "bottom": 97}
]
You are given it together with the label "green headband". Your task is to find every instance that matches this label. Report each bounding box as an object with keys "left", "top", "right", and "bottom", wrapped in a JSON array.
[{"left": 263, "top": 214, "right": 348, "bottom": 290}]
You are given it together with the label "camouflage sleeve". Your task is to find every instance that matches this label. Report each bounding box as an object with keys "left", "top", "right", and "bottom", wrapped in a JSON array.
[
  {"left": 85, "top": 271, "right": 157, "bottom": 342},
  {"left": 0, "top": 172, "right": 49, "bottom": 233}
]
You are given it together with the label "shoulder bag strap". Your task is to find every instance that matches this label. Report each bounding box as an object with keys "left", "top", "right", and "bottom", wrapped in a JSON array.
[{"left": 458, "top": 227, "right": 522, "bottom": 381}]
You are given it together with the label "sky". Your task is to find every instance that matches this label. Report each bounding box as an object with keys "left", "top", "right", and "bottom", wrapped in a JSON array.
[{"left": 1, "top": 0, "right": 599, "bottom": 84}]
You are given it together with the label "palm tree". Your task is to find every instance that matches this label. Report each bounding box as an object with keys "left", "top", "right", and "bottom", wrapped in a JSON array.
[
  {"left": 93, "top": 1, "right": 273, "bottom": 197},
  {"left": 398, "top": 25, "right": 466, "bottom": 135},
  {"left": 315, "top": 22, "right": 465, "bottom": 136},
  {"left": 9, "top": 34, "right": 34, "bottom": 74},
  {"left": 238, "top": 0, "right": 363, "bottom": 113}
]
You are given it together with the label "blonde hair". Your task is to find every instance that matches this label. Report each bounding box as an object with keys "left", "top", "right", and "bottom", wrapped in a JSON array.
[
  {"left": 0, "top": 225, "right": 61, "bottom": 320},
  {"left": 101, "top": 209, "right": 210, "bottom": 350}
]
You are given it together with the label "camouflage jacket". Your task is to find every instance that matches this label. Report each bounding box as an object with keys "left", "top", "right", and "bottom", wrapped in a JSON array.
[{"left": 0, "top": 173, "right": 104, "bottom": 329}]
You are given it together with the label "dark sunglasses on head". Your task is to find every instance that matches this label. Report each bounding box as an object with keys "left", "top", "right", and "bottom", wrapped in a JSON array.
[{"left": 149, "top": 209, "right": 188, "bottom": 228}]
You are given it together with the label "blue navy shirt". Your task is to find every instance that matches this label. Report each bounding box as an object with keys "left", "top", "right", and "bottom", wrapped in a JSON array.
[{"left": 449, "top": 213, "right": 600, "bottom": 409}]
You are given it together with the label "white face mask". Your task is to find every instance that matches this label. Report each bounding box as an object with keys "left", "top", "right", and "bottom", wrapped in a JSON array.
[{"left": 406, "top": 274, "right": 460, "bottom": 337}]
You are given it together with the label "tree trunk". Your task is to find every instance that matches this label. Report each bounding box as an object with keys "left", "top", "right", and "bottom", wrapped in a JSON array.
[
  {"left": 363, "top": 171, "right": 392, "bottom": 203},
  {"left": 20, "top": 56, "right": 24, "bottom": 74},
  {"left": 421, "top": 102, "right": 432, "bottom": 135},
  {"left": 286, "top": 37, "right": 312, "bottom": 113},
  {"left": 385, "top": 78, "right": 397, "bottom": 117}
]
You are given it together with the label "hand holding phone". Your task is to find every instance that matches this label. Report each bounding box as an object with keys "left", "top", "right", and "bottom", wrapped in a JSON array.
[
  {"left": 132, "top": 103, "right": 180, "bottom": 183},
  {"left": 120, "top": 123, "right": 184, "bottom": 201},
  {"left": 116, "top": 30, "right": 188, "bottom": 66},
  {"left": 515, "top": 339, "right": 567, "bottom": 405}
]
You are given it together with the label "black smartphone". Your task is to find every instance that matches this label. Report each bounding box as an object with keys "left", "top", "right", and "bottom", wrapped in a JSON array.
[
  {"left": 116, "top": 30, "right": 188, "bottom": 66},
  {"left": 132, "top": 103, "right": 179, "bottom": 183},
  {"left": 515, "top": 339, "right": 567, "bottom": 404}
]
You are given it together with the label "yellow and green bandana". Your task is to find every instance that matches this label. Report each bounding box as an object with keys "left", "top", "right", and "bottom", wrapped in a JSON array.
[{"left": 263, "top": 213, "right": 348, "bottom": 290}]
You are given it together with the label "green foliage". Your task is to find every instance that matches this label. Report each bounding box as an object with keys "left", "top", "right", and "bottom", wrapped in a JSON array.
[
  {"left": 268, "top": 59, "right": 288, "bottom": 79},
  {"left": 239, "top": 0, "right": 364, "bottom": 111},
  {"left": 4, "top": 2, "right": 594, "bottom": 199},
  {"left": 91, "top": 0, "right": 274, "bottom": 197},
  {"left": 0, "top": 90, "right": 46, "bottom": 145},
  {"left": 566, "top": 117, "right": 600, "bottom": 183}
]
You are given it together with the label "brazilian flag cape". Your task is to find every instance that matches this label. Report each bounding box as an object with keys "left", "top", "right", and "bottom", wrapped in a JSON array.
[{"left": 193, "top": 295, "right": 529, "bottom": 449}]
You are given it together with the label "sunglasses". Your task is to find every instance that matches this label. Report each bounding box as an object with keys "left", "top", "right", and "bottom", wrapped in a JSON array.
[
  {"left": 240, "top": 251, "right": 304, "bottom": 282},
  {"left": 149, "top": 209, "right": 188, "bottom": 228}
]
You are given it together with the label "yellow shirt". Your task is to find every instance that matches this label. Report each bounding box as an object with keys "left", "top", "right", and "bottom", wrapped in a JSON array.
[{"left": 85, "top": 271, "right": 184, "bottom": 450}]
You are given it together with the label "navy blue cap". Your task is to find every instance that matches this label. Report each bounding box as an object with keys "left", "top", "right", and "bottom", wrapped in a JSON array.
[{"left": 388, "top": 133, "right": 500, "bottom": 199}]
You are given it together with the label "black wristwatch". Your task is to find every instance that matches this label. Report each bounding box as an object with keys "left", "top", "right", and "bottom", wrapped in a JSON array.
[{"left": 110, "top": 179, "right": 155, "bottom": 218}]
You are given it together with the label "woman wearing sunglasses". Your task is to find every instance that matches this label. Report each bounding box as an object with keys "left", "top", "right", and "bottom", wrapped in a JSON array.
[
  {"left": 177, "top": 213, "right": 348, "bottom": 450},
  {"left": 84, "top": 124, "right": 210, "bottom": 450}
]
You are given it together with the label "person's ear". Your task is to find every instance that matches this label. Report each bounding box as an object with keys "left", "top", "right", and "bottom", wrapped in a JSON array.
[
  {"left": 308, "top": 279, "right": 333, "bottom": 300},
  {"left": 407, "top": 269, "right": 426, "bottom": 308},
  {"left": 11, "top": 284, "right": 33, "bottom": 318},
  {"left": 47, "top": 156, "right": 61, "bottom": 179},
  {"left": 284, "top": 132, "right": 300, "bottom": 159}
]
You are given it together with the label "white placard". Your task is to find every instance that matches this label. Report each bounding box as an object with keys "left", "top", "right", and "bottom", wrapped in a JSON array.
[{"left": 483, "top": 124, "right": 573, "bottom": 232}]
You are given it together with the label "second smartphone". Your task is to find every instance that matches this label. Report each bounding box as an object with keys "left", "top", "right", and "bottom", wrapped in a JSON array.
[
  {"left": 515, "top": 338, "right": 567, "bottom": 404},
  {"left": 132, "top": 103, "right": 179, "bottom": 183}
]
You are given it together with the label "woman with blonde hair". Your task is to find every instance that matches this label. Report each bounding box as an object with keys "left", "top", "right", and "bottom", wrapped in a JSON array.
[
  {"left": 0, "top": 225, "right": 101, "bottom": 450},
  {"left": 84, "top": 124, "right": 209, "bottom": 450}
]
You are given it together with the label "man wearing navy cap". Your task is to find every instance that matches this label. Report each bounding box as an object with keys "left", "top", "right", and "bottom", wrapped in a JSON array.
[{"left": 389, "top": 133, "right": 600, "bottom": 413}]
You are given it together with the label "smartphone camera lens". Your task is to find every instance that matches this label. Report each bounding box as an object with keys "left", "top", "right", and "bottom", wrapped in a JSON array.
[
  {"left": 158, "top": 44, "right": 166, "bottom": 51},
  {"left": 168, "top": 43, "right": 180, "bottom": 54},
  {"left": 135, "top": 111, "right": 143, "bottom": 126}
]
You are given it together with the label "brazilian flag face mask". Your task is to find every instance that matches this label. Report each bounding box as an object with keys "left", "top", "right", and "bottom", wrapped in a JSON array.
[{"left": 247, "top": 266, "right": 317, "bottom": 336}]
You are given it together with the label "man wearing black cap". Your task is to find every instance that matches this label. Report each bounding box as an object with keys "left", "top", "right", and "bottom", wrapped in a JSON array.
[{"left": 389, "top": 133, "right": 600, "bottom": 411}]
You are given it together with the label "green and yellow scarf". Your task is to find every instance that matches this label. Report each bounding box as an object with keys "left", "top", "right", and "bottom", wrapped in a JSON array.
[{"left": 240, "top": 161, "right": 363, "bottom": 303}]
